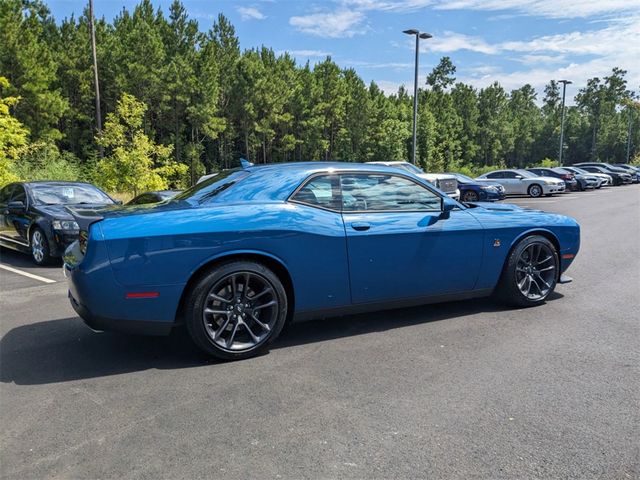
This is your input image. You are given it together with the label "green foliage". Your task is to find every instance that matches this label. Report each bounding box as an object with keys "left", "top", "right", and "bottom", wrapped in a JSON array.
[
  {"left": 13, "top": 142, "right": 82, "bottom": 181},
  {"left": 536, "top": 158, "right": 560, "bottom": 168},
  {"left": 0, "top": 77, "right": 29, "bottom": 185},
  {"left": 96, "top": 93, "right": 185, "bottom": 195},
  {"left": 0, "top": 0, "right": 637, "bottom": 189}
]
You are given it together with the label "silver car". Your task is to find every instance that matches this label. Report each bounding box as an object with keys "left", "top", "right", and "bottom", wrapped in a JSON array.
[
  {"left": 477, "top": 169, "right": 565, "bottom": 197},
  {"left": 367, "top": 162, "right": 460, "bottom": 200}
]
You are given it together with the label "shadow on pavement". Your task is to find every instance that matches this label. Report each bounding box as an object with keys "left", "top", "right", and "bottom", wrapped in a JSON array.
[{"left": 0, "top": 293, "right": 562, "bottom": 386}]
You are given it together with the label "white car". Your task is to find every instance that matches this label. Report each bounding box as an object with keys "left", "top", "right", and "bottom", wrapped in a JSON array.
[
  {"left": 477, "top": 169, "right": 565, "bottom": 197},
  {"left": 563, "top": 166, "right": 612, "bottom": 187},
  {"left": 366, "top": 161, "right": 460, "bottom": 201}
]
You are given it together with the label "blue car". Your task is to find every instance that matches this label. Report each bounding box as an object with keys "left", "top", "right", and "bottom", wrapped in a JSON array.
[
  {"left": 64, "top": 162, "right": 580, "bottom": 360},
  {"left": 446, "top": 173, "right": 506, "bottom": 202}
]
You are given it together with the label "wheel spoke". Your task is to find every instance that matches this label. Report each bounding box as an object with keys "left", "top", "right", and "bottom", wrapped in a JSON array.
[
  {"left": 538, "top": 265, "right": 555, "bottom": 272},
  {"left": 226, "top": 322, "right": 240, "bottom": 347},
  {"left": 242, "top": 273, "right": 250, "bottom": 300},
  {"left": 230, "top": 275, "right": 238, "bottom": 297},
  {"left": 244, "top": 322, "right": 260, "bottom": 343},
  {"left": 534, "top": 272, "right": 551, "bottom": 289},
  {"left": 537, "top": 255, "right": 553, "bottom": 265},
  {"left": 208, "top": 293, "right": 231, "bottom": 304},
  {"left": 204, "top": 308, "right": 229, "bottom": 315},
  {"left": 251, "top": 313, "right": 270, "bottom": 332},
  {"left": 253, "top": 300, "right": 276, "bottom": 311},
  {"left": 249, "top": 287, "right": 272, "bottom": 302},
  {"left": 529, "top": 275, "right": 542, "bottom": 294},
  {"left": 214, "top": 316, "right": 232, "bottom": 340}
]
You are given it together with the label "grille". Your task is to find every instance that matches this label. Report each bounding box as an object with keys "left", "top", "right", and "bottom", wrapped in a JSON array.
[{"left": 438, "top": 178, "right": 458, "bottom": 193}]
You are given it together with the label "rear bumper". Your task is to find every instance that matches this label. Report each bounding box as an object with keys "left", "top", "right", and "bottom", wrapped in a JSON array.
[{"left": 69, "top": 290, "right": 173, "bottom": 336}]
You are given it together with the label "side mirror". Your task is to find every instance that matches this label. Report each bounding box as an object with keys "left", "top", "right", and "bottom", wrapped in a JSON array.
[
  {"left": 515, "top": 175, "right": 523, "bottom": 180},
  {"left": 7, "top": 200, "right": 25, "bottom": 213},
  {"left": 440, "top": 197, "right": 456, "bottom": 219}
]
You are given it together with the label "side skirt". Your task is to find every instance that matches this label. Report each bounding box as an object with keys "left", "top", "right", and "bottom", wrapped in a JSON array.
[{"left": 293, "top": 288, "right": 494, "bottom": 323}]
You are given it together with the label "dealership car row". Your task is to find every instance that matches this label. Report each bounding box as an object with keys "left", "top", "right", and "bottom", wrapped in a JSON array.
[{"left": 0, "top": 161, "right": 638, "bottom": 267}]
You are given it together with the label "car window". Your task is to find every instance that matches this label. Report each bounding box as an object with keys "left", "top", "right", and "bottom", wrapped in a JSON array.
[
  {"left": 291, "top": 175, "right": 341, "bottom": 211},
  {"left": 502, "top": 171, "right": 519, "bottom": 179},
  {"left": 11, "top": 185, "right": 27, "bottom": 204},
  {"left": 485, "top": 172, "right": 503, "bottom": 179},
  {"left": 0, "top": 185, "right": 14, "bottom": 204},
  {"left": 341, "top": 174, "right": 441, "bottom": 212},
  {"left": 174, "top": 170, "right": 249, "bottom": 203}
]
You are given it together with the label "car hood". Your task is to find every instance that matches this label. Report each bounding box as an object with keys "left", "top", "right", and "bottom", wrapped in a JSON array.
[{"left": 36, "top": 203, "right": 114, "bottom": 220}]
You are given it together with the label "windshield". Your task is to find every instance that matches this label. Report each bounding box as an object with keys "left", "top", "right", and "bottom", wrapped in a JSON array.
[
  {"left": 515, "top": 169, "right": 537, "bottom": 178},
  {"left": 451, "top": 173, "right": 474, "bottom": 183},
  {"left": 30, "top": 184, "right": 114, "bottom": 206},
  {"left": 173, "top": 169, "right": 250, "bottom": 203},
  {"left": 396, "top": 163, "right": 424, "bottom": 175}
]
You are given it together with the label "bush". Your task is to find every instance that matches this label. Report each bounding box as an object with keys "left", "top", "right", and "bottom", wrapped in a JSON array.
[{"left": 12, "top": 142, "right": 83, "bottom": 181}]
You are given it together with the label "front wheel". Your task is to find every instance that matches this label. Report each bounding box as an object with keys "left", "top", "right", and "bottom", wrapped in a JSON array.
[
  {"left": 527, "top": 184, "right": 543, "bottom": 198},
  {"left": 494, "top": 235, "right": 559, "bottom": 307},
  {"left": 184, "top": 261, "right": 288, "bottom": 360},
  {"left": 30, "top": 228, "right": 53, "bottom": 265},
  {"left": 462, "top": 190, "right": 479, "bottom": 202}
]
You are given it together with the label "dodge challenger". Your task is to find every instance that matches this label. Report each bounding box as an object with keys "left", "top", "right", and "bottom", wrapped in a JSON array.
[{"left": 63, "top": 162, "right": 580, "bottom": 360}]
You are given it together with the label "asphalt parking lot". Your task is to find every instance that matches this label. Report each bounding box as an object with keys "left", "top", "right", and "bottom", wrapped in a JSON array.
[{"left": 1, "top": 185, "right": 638, "bottom": 479}]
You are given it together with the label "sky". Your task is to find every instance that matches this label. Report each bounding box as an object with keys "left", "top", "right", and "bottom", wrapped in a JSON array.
[{"left": 48, "top": 0, "right": 640, "bottom": 104}]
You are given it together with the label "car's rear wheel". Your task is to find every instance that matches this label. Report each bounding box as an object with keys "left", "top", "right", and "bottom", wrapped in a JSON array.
[
  {"left": 30, "top": 228, "right": 53, "bottom": 265},
  {"left": 185, "top": 261, "right": 288, "bottom": 360},
  {"left": 462, "top": 190, "right": 479, "bottom": 202},
  {"left": 494, "top": 235, "right": 559, "bottom": 307},
  {"left": 527, "top": 184, "right": 543, "bottom": 198}
]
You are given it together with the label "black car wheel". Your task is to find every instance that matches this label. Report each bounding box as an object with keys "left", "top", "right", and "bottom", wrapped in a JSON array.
[
  {"left": 528, "top": 184, "right": 543, "bottom": 198},
  {"left": 30, "top": 228, "right": 53, "bottom": 265},
  {"left": 462, "top": 190, "right": 479, "bottom": 202},
  {"left": 185, "top": 260, "right": 288, "bottom": 360},
  {"left": 494, "top": 235, "right": 559, "bottom": 307}
]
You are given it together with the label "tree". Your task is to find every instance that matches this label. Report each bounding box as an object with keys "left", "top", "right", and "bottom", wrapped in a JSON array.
[
  {"left": 95, "top": 93, "right": 185, "bottom": 195},
  {"left": 0, "top": 77, "right": 29, "bottom": 185}
]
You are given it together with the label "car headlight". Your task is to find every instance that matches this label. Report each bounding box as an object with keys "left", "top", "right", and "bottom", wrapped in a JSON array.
[
  {"left": 52, "top": 220, "right": 79, "bottom": 231},
  {"left": 481, "top": 185, "right": 497, "bottom": 191}
]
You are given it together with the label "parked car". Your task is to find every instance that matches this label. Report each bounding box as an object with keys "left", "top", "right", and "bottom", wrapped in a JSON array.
[
  {"left": 0, "top": 181, "right": 118, "bottom": 265},
  {"left": 127, "top": 190, "right": 182, "bottom": 205},
  {"left": 574, "top": 164, "right": 632, "bottom": 186},
  {"left": 563, "top": 166, "right": 611, "bottom": 187},
  {"left": 64, "top": 162, "right": 580, "bottom": 360},
  {"left": 527, "top": 167, "right": 579, "bottom": 191},
  {"left": 611, "top": 164, "right": 640, "bottom": 183},
  {"left": 477, "top": 169, "right": 565, "bottom": 197},
  {"left": 367, "top": 161, "right": 460, "bottom": 200},
  {"left": 446, "top": 173, "right": 505, "bottom": 202}
]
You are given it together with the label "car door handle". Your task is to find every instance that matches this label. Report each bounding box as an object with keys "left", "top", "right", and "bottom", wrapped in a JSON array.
[{"left": 351, "top": 222, "right": 371, "bottom": 231}]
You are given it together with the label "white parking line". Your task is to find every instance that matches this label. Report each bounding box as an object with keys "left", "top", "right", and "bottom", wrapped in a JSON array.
[{"left": 0, "top": 264, "right": 57, "bottom": 284}]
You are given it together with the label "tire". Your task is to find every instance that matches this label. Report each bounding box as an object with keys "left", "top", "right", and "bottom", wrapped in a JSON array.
[
  {"left": 30, "top": 228, "right": 53, "bottom": 265},
  {"left": 577, "top": 181, "right": 584, "bottom": 192},
  {"left": 184, "top": 260, "right": 288, "bottom": 360},
  {"left": 528, "top": 184, "right": 543, "bottom": 198},
  {"left": 462, "top": 190, "right": 479, "bottom": 202},
  {"left": 494, "top": 235, "right": 559, "bottom": 308}
]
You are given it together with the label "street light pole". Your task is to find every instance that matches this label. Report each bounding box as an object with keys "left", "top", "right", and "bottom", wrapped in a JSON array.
[
  {"left": 558, "top": 79, "right": 572, "bottom": 166},
  {"left": 403, "top": 29, "right": 432, "bottom": 165},
  {"left": 626, "top": 105, "right": 633, "bottom": 163}
]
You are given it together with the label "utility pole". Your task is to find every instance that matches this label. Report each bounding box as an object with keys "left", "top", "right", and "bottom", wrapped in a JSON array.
[
  {"left": 557, "top": 79, "right": 572, "bottom": 166},
  {"left": 626, "top": 105, "right": 633, "bottom": 163},
  {"left": 89, "top": 0, "right": 102, "bottom": 155},
  {"left": 403, "top": 29, "right": 432, "bottom": 165}
]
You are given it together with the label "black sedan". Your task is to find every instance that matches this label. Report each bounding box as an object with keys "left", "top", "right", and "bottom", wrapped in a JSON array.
[
  {"left": 127, "top": 190, "right": 181, "bottom": 205},
  {"left": 0, "top": 181, "right": 117, "bottom": 265}
]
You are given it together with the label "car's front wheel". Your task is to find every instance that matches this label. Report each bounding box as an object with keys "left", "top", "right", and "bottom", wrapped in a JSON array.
[
  {"left": 494, "top": 235, "right": 559, "bottom": 307},
  {"left": 527, "top": 184, "right": 543, "bottom": 198},
  {"left": 185, "top": 260, "right": 288, "bottom": 360},
  {"left": 30, "top": 228, "right": 53, "bottom": 265},
  {"left": 462, "top": 190, "right": 479, "bottom": 202}
]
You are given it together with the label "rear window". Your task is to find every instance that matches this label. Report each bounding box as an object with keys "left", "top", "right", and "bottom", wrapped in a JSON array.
[{"left": 173, "top": 170, "right": 250, "bottom": 203}]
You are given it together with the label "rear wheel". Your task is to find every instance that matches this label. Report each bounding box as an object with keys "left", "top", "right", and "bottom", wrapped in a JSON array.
[
  {"left": 527, "top": 184, "right": 543, "bottom": 198},
  {"left": 184, "top": 261, "right": 288, "bottom": 360},
  {"left": 462, "top": 190, "right": 479, "bottom": 202},
  {"left": 30, "top": 228, "right": 53, "bottom": 265},
  {"left": 494, "top": 235, "right": 559, "bottom": 307}
]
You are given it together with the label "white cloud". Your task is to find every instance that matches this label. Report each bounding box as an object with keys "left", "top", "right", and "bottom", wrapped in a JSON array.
[
  {"left": 432, "top": 0, "right": 638, "bottom": 19},
  {"left": 237, "top": 6, "right": 266, "bottom": 21},
  {"left": 375, "top": 80, "right": 407, "bottom": 94},
  {"left": 289, "top": 10, "right": 366, "bottom": 38},
  {"left": 427, "top": 31, "right": 500, "bottom": 54}
]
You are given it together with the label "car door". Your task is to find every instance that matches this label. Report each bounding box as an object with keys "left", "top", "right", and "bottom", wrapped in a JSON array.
[
  {"left": 484, "top": 171, "right": 508, "bottom": 192},
  {"left": 501, "top": 171, "right": 525, "bottom": 194},
  {"left": 0, "top": 184, "right": 15, "bottom": 241},
  {"left": 4, "top": 184, "right": 31, "bottom": 246},
  {"left": 340, "top": 172, "right": 484, "bottom": 304}
]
